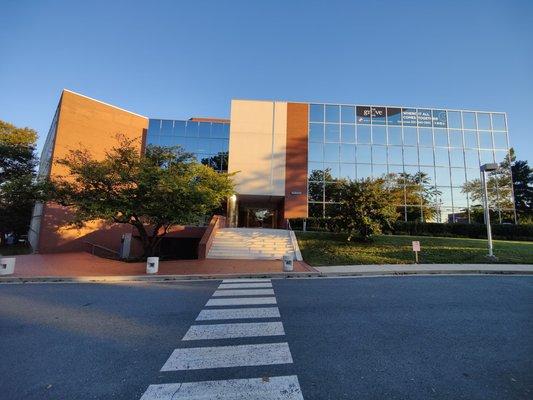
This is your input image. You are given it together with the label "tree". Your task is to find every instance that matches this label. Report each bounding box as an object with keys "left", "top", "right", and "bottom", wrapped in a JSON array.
[
  {"left": 332, "top": 178, "right": 398, "bottom": 241},
  {"left": 47, "top": 137, "right": 235, "bottom": 258},
  {"left": 0, "top": 120, "right": 41, "bottom": 243},
  {"left": 508, "top": 148, "right": 532, "bottom": 222}
]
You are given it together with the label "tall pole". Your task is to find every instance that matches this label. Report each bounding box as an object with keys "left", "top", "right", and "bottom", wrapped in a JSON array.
[{"left": 481, "top": 170, "right": 494, "bottom": 257}]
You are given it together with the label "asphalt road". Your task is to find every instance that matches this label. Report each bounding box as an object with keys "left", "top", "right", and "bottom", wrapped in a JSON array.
[{"left": 0, "top": 276, "right": 531, "bottom": 399}]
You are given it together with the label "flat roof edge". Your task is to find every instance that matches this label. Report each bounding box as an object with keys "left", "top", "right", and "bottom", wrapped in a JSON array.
[{"left": 62, "top": 89, "right": 148, "bottom": 119}]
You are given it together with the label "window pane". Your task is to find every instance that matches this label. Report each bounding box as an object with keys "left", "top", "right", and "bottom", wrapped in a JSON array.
[
  {"left": 356, "top": 145, "right": 371, "bottom": 163},
  {"left": 388, "top": 126, "right": 402, "bottom": 145},
  {"left": 340, "top": 144, "right": 356, "bottom": 163},
  {"left": 450, "top": 168, "right": 466, "bottom": 187},
  {"left": 388, "top": 146, "right": 403, "bottom": 165},
  {"left": 462, "top": 112, "right": 476, "bottom": 130},
  {"left": 403, "top": 127, "right": 417, "bottom": 146},
  {"left": 341, "top": 105, "right": 355, "bottom": 123},
  {"left": 324, "top": 143, "right": 340, "bottom": 162},
  {"left": 174, "top": 121, "right": 186, "bottom": 136},
  {"left": 357, "top": 164, "right": 372, "bottom": 179},
  {"left": 477, "top": 113, "right": 491, "bottom": 130},
  {"left": 452, "top": 187, "right": 468, "bottom": 207},
  {"left": 464, "top": 131, "right": 478, "bottom": 148},
  {"left": 417, "top": 109, "right": 433, "bottom": 127},
  {"left": 308, "top": 181, "right": 324, "bottom": 201},
  {"left": 465, "top": 168, "right": 478, "bottom": 182},
  {"left": 387, "top": 107, "right": 402, "bottom": 125},
  {"left": 310, "top": 104, "right": 324, "bottom": 122},
  {"left": 494, "top": 150, "right": 509, "bottom": 165},
  {"left": 419, "top": 148, "right": 434, "bottom": 166},
  {"left": 448, "top": 111, "right": 462, "bottom": 129},
  {"left": 356, "top": 106, "right": 371, "bottom": 124},
  {"left": 436, "top": 168, "right": 451, "bottom": 186},
  {"left": 372, "top": 145, "right": 387, "bottom": 164},
  {"left": 161, "top": 120, "right": 173, "bottom": 136},
  {"left": 373, "top": 164, "right": 388, "bottom": 178},
  {"left": 419, "top": 128, "right": 433, "bottom": 146},
  {"left": 478, "top": 131, "right": 493, "bottom": 149},
  {"left": 308, "top": 163, "right": 323, "bottom": 180},
  {"left": 465, "top": 150, "right": 479, "bottom": 168},
  {"left": 309, "top": 203, "right": 323, "bottom": 218},
  {"left": 325, "top": 105, "right": 340, "bottom": 123},
  {"left": 479, "top": 149, "right": 494, "bottom": 164},
  {"left": 186, "top": 121, "right": 199, "bottom": 137},
  {"left": 493, "top": 132, "right": 508, "bottom": 149},
  {"left": 432, "top": 110, "right": 447, "bottom": 128},
  {"left": 339, "top": 163, "right": 356, "bottom": 180},
  {"left": 371, "top": 107, "right": 386, "bottom": 125},
  {"left": 403, "top": 146, "right": 418, "bottom": 165},
  {"left": 309, "top": 143, "right": 323, "bottom": 161},
  {"left": 325, "top": 124, "right": 340, "bottom": 142},
  {"left": 221, "top": 123, "right": 230, "bottom": 138},
  {"left": 211, "top": 123, "right": 223, "bottom": 138},
  {"left": 402, "top": 108, "right": 417, "bottom": 126},
  {"left": 491, "top": 113, "right": 506, "bottom": 130},
  {"left": 148, "top": 119, "right": 161, "bottom": 134},
  {"left": 341, "top": 124, "right": 355, "bottom": 143},
  {"left": 309, "top": 123, "right": 324, "bottom": 142},
  {"left": 434, "top": 130, "right": 448, "bottom": 146},
  {"left": 449, "top": 130, "right": 463, "bottom": 147},
  {"left": 372, "top": 126, "right": 387, "bottom": 144},
  {"left": 449, "top": 149, "right": 464, "bottom": 167},
  {"left": 199, "top": 122, "right": 211, "bottom": 138},
  {"left": 357, "top": 125, "right": 371, "bottom": 144},
  {"left": 323, "top": 163, "right": 339, "bottom": 179},
  {"left": 434, "top": 148, "right": 449, "bottom": 166}
]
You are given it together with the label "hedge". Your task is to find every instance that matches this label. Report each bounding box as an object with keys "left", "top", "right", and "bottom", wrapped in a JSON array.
[{"left": 289, "top": 218, "right": 533, "bottom": 242}]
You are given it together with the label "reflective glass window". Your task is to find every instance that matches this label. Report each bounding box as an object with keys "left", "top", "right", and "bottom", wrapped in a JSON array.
[
  {"left": 199, "top": 122, "right": 211, "bottom": 138},
  {"left": 478, "top": 131, "right": 493, "bottom": 149},
  {"left": 434, "top": 148, "right": 449, "bottom": 166},
  {"left": 419, "top": 128, "right": 433, "bottom": 146},
  {"left": 434, "top": 130, "right": 448, "bottom": 146},
  {"left": 419, "top": 149, "right": 434, "bottom": 166},
  {"left": 419, "top": 166, "right": 435, "bottom": 186},
  {"left": 341, "top": 124, "right": 356, "bottom": 143},
  {"left": 389, "top": 164, "right": 404, "bottom": 175},
  {"left": 310, "top": 104, "right": 324, "bottom": 122},
  {"left": 341, "top": 105, "right": 355, "bottom": 123},
  {"left": 464, "top": 131, "right": 478, "bottom": 148},
  {"left": 325, "top": 183, "right": 341, "bottom": 202},
  {"left": 491, "top": 113, "right": 506, "bottom": 130},
  {"left": 493, "top": 132, "right": 508, "bottom": 149},
  {"left": 324, "top": 143, "right": 340, "bottom": 162},
  {"left": 388, "top": 126, "right": 402, "bottom": 145},
  {"left": 477, "top": 113, "right": 491, "bottom": 130},
  {"left": 323, "top": 163, "right": 339, "bottom": 179},
  {"left": 159, "top": 136, "right": 174, "bottom": 147},
  {"left": 309, "top": 123, "right": 324, "bottom": 142},
  {"left": 462, "top": 112, "right": 476, "bottom": 130},
  {"left": 450, "top": 168, "right": 466, "bottom": 187},
  {"left": 340, "top": 163, "right": 356, "bottom": 180},
  {"left": 417, "top": 109, "right": 433, "bottom": 127},
  {"left": 435, "top": 168, "right": 451, "bottom": 186},
  {"left": 464, "top": 150, "right": 479, "bottom": 168},
  {"left": 452, "top": 187, "right": 468, "bottom": 207},
  {"left": 432, "top": 110, "right": 447, "bottom": 128},
  {"left": 388, "top": 146, "right": 403, "bottom": 165},
  {"left": 449, "top": 130, "right": 463, "bottom": 147},
  {"left": 356, "top": 145, "right": 371, "bottom": 163},
  {"left": 309, "top": 143, "right": 323, "bottom": 162},
  {"left": 174, "top": 121, "right": 186, "bottom": 136},
  {"left": 186, "top": 121, "right": 199, "bottom": 137},
  {"left": 402, "top": 108, "right": 418, "bottom": 126},
  {"left": 371, "top": 107, "right": 386, "bottom": 125},
  {"left": 372, "top": 146, "right": 387, "bottom": 164},
  {"left": 210, "top": 139, "right": 227, "bottom": 154},
  {"left": 184, "top": 137, "right": 198, "bottom": 152},
  {"left": 325, "top": 105, "right": 340, "bottom": 123},
  {"left": 197, "top": 138, "right": 209, "bottom": 153},
  {"left": 221, "top": 124, "right": 230, "bottom": 138},
  {"left": 494, "top": 150, "right": 509, "bottom": 165},
  {"left": 148, "top": 119, "right": 161, "bottom": 134},
  {"left": 372, "top": 126, "right": 387, "bottom": 144},
  {"left": 325, "top": 124, "right": 340, "bottom": 142},
  {"left": 449, "top": 149, "right": 464, "bottom": 167},
  {"left": 479, "top": 149, "right": 494, "bottom": 164},
  {"left": 403, "top": 146, "right": 418, "bottom": 165},
  {"left": 447, "top": 111, "right": 462, "bottom": 129},
  {"left": 308, "top": 182, "right": 324, "bottom": 201},
  {"left": 465, "top": 168, "right": 479, "bottom": 182},
  {"left": 356, "top": 106, "right": 371, "bottom": 124},
  {"left": 309, "top": 203, "right": 324, "bottom": 218},
  {"left": 387, "top": 107, "right": 402, "bottom": 125},
  {"left": 357, "top": 164, "right": 372, "bottom": 179},
  {"left": 308, "top": 163, "right": 323, "bottom": 180},
  {"left": 403, "top": 127, "right": 417, "bottom": 145},
  {"left": 161, "top": 120, "right": 173, "bottom": 136},
  {"left": 357, "top": 125, "right": 371, "bottom": 144},
  {"left": 340, "top": 144, "right": 356, "bottom": 163},
  {"left": 211, "top": 123, "right": 223, "bottom": 138},
  {"left": 373, "top": 164, "right": 388, "bottom": 178}
]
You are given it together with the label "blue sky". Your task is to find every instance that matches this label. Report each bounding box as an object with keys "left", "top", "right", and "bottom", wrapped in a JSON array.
[{"left": 1, "top": 0, "right": 532, "bottom": 161}]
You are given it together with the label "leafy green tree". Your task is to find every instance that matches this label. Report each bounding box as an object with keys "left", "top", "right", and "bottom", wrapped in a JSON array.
[
  {"left": 507, "top": 148, "right": 532, "bottom": 222},
  {"left": 332, "top": 178, "right": 398, "bottom": 241},
  {"left": 47, "top": 138, "right": 234, "bottom": 257},
  {"left": 201, "top": 151, "right": 228, "bottom": 171},
  {"left": 0, "top": 120, "right": 41, "bottom": 242}
]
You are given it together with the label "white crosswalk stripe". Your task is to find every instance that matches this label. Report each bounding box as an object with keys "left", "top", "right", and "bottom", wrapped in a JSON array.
[
  {"left": 140, "top": 375, "right": 304, "bottom": 400},
  {"left": 222, "top": 278, "right": 272, "bottom": 283},
  {"left": 196, "top": 307, "right": 281, "bottom": 321},
  {"left": 161, "top": 342, "right": 294, "bottom": 371},
  {"left": 218, "top": 282, "right": 273, "bottom": 289},
  {"left": 212, "top": 288, "right": 275, "bottom": 297},
  {"left": 206, "top": 297, "right": 277, "bottom": 306},
  {"left": 183, "top": 321, "right": 285, "bottom": 340}
]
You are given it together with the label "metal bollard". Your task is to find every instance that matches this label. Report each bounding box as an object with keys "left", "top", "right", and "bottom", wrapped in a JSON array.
[{"left": 146, "top": 257, "right": 159, "bottom": 274}]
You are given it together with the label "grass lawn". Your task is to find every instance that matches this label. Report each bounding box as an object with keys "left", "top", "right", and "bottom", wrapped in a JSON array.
[{"left": 295, "top": 232, "right": 533, "bottom": 266}]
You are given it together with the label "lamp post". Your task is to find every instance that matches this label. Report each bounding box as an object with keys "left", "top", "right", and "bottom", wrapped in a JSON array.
[{"left": 480, "top": 163, "right": 498, "bottom": 258}]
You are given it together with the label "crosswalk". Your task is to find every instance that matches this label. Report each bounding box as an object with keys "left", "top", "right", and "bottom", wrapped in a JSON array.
[{"left": 140, "top": 278, "right": 304, "bottom": 399}]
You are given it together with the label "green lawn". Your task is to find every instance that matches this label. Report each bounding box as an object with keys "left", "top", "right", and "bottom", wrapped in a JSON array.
[{"left": 295, "top": 232, "right": 533, "bottom": 266}]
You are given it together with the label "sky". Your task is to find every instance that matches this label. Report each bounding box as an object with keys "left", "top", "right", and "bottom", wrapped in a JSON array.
[{"left": 1, "top": 0, "right": 532, "bottom": 162}]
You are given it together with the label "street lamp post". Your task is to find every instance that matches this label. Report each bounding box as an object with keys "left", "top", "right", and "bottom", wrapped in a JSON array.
[{"left": 480, "top": 163, "right": 498, "bottom": 258}]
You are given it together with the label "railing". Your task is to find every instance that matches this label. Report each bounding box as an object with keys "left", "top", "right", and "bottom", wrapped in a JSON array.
[
  {"left": 198, "top": 215, "right": 226, "bottom": 259},
  {"left": 84, "top": 241, "right": 120, "bottom": 259}
]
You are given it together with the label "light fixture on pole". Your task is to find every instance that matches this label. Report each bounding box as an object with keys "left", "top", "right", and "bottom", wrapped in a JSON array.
[{"left": 480, "top": 163, "right": 498, "bottom": 259}]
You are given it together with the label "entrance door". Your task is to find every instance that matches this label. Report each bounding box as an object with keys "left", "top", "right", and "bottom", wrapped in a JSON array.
[{"left": 245, "top": 208, "right": 277, "bottom": 228}]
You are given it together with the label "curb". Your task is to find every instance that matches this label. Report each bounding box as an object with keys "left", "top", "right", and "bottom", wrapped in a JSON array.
[{"left": 1, "top": 268, "right": 532, "bottom": 284}]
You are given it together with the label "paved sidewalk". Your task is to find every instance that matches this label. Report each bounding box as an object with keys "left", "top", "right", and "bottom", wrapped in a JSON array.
[{"left": 315, "top": 263, "right": 533, "bottom": 275}]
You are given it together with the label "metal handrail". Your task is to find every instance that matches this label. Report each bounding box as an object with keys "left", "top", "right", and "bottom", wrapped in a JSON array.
[{"left": 83, "top": 241, "right": 120, "bottom": 257}]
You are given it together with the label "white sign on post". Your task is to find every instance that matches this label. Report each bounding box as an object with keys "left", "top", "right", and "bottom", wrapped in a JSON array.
[{"left": 412, "top": 241, "right": 421, "bottom": 263}]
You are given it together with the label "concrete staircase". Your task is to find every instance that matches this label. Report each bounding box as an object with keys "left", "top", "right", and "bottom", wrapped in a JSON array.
[{"left": 207, "top": 228, "right": 297, "bottom": 260}]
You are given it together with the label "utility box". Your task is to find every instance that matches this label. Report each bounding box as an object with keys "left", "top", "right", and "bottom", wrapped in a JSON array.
[
  {"left": 146, "top": 257, "right": 159, "bottom": 274},
  {"left": 282, "top": 254, "right": 294, "bottom": 272},
  {"left": 120, "top": 233, "right": 132, "bottom": 259},
  {"left": 0, "top": 257, "right": 16, "bottom": 275}
]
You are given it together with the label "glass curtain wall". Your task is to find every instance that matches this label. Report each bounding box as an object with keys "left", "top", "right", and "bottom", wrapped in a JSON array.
[
  {"left": 147, "top": 119, "right": 230, "bottom": 172},
  {"left": 308, "top": 103, "right": 515, "bottom": 223}
]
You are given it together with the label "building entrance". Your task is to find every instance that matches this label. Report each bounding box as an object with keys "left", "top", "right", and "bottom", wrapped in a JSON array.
[{"left": 244, "top": 208, "right": 277, "bottom": 228}]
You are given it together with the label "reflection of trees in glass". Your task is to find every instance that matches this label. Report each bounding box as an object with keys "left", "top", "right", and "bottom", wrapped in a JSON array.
[{"left": 201, "top": 151, "right": 228, "bottom": 172}]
